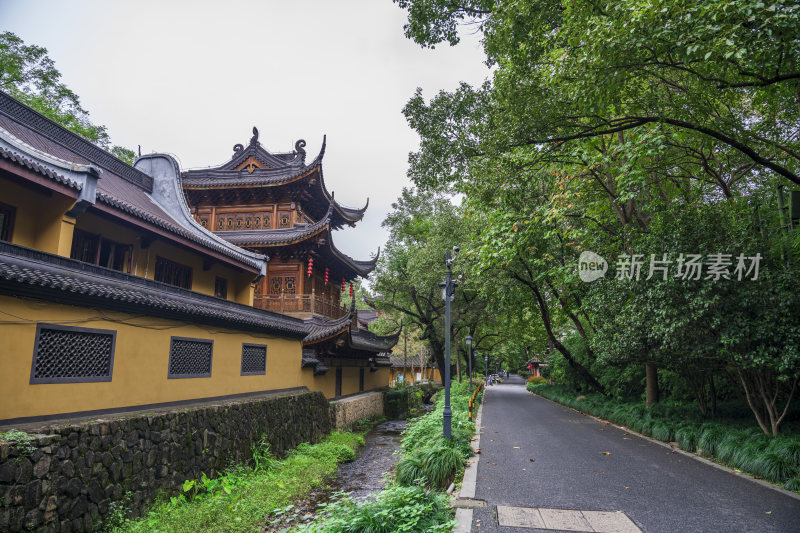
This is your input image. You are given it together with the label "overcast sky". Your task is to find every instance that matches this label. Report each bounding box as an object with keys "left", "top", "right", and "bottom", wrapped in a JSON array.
[{"left": 1, "top": 0, "right": 489, "bottom": 262}]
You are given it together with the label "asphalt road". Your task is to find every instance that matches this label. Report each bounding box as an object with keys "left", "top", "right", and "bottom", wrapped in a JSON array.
[{"left": 470, "top": 375, "right": 800, "bottom": 533}]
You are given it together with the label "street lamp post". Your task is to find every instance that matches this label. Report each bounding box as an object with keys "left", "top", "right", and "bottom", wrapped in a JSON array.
[
  {"left": 465, "top": 333, "right": 473, "bottom": 395},
  {"left": 439, "top": 247, "right": 458, "bottom": 440},
  {"left": 484, "top": 353, "right": 489, "bottom": 383}
]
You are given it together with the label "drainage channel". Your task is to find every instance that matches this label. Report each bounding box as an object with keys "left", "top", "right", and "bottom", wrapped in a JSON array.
[{"left": 262, "top": 420, "right": 407, "bottom": 531}]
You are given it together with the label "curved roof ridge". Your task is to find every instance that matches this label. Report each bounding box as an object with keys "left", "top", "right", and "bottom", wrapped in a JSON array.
[
  {"left": 329, "top": 236, "right": 380, "bottom": 277},
  {"left": 302, "top": 303, "right": 354, "bottom": 344},
  {"left": 134, "top": 153, "right": 267, "bottom": 271}
]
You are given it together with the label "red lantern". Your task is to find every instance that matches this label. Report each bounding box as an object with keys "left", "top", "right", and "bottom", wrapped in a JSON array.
[
  {"left": 341, "top": 278, "right": 346, "bottom": 292},
  {"left": 324, "top": 268, "right": 329, "bottom": 284},
  {"left": 349, "top": 283, "right": 354, "bottom": 297},
  {"left": 306, "top": 257, "right": 313, "bottom": 277}
]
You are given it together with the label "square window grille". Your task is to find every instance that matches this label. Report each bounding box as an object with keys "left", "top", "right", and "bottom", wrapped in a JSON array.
[
  {"left": 31, "top": 324, "right": 116, "bottom": 384},
  {"left": 241, "top": 344, "right": 267, "bottom": 375},
  {"left": 168, "top": 337, "right": 213, "bottom": 378}
]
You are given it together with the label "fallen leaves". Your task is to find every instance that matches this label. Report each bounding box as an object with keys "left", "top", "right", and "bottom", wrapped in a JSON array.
[
  {"left": 513, "top": 446, "right": 521, "bottom": 449},
  {"left": 529, "top": 458, "right": 535, "bottom": 462},
  {"left": 600, "top": 451, "right": 612, "bottom": 455}
]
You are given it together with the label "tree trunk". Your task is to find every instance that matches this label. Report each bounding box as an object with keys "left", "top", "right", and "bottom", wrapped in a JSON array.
[
  {"left": 525, "top": 278, "right": 604, "bottom": 393},
  {"left": 645, "top": 363, "right": 659, "bottom": 408}
]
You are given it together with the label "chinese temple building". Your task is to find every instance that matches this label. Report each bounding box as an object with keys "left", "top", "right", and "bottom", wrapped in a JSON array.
[
  {"left": 182, "top": 128, "right": 375, "bottom": 319},
  {"left": 182, "top": 128, "right": 396, "bottom": 393},
  {"left": 0, "top": 91, "right": 395, "bottom": 424}
]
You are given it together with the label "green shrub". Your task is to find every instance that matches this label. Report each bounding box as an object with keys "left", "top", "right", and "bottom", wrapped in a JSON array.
[
  {"left": 395, "top": 454, "right": 425, "bottom": 486},
  {"left": 767, "top": 438, "right": 800, "bottom": 468},
  {"left": 785, "top": 477, "right": 800, "bottom": 491},
  {"left": 295, "top": 484, "right": 454, "bottom": 532},
  {"left": 716, "top": 432, "right": 747, "bottom": 464},
  {"left": 698, "top": 426, "right": 727, "bottom": 456},
  {"left": 748, "top": 452, "right": 795, "bottom": 483},
  {"left": 418, "top": 445, "right": 464, "bottom": 489},
  {"left": 675, "top": 426, "right": 698, "bottom": 452},
  {"left": 650, "top": 423, "right": 673, "bottom": 443}
]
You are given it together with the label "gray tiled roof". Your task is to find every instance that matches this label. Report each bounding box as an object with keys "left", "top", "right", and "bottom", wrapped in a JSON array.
[
  {"left": 215, "top": 206, "right": 379, "bottom": 278},
  {"left": 182, "top": 133, "right": 367, "bottom": 224},
  {"left": 0, "top": 242, "right": 307, "bottom": 338},
  {"left": 350, "top": 328, "right": 401, "bottom": 353},
  {"left": 0, "top": 144, "right": 81, "bottom": 190},
  {"left": 0, "top": 91, "right": 265, "bottom": 272},
  {"left": 0, "top": 91, "right": 153, "bottom": 190},
  {"left": 303, "top": 309, "right": 354, "bottom": 344},
  {"left": 389, "top": 353, "right": 430, "bottom": 368}
]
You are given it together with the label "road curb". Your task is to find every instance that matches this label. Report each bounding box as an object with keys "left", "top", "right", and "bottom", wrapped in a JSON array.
[
  {"left": 454, "top": 385, "right": 487, "bottom": 533},
  {"left": 529, "top": 390, "right": 800, "bottom": 503}
]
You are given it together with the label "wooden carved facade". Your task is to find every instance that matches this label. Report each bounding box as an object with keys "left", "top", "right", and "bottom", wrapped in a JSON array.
[{"left": 182, "top": 128, "right": 377, "bottom": 320}]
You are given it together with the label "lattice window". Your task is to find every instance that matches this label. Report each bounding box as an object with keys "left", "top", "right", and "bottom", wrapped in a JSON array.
[
  {"left": 284, "top": 276, "right": 297, "bottom": 294},
  {"left": 31, "top": 324, "right": 116, "bottom": 384},
  {"left": 241, "top": 344, "right": 267, "bottom": 375},
  {"left": 168, "top": 337, "right": 213, "bottom": 378},
  {"left": 278, "top": 211, "right": 291, "bottom": 228},
  {"left": 263, "top": 214, "right": 272, "bottom": 229},
  {"left": 154, "top": 256, "right": 192, "bottom": 289},
  {"left": 270, "top": 276, "right": 282, "bottom": 294}
]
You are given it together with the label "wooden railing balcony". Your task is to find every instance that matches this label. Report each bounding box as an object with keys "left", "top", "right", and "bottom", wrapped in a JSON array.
[{"left": 253, "top": 290, "right": 347, "bottom": 319}]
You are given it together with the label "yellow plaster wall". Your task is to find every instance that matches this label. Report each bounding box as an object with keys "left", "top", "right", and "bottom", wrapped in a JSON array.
[
  {"left": 0, "top": 295, "right": 304, "bottom": 421},
  {"left": 341, "top": 367, "right": 360, "bottom": 397},
  {"left": 364, "top": 367, "right": 391, "bottom": 391},
  {"left": 300, "top": 368, "right": 335, "bottom": 399},
  {"left": 2, "top": 177, "right": 76, "bottom": 255}
]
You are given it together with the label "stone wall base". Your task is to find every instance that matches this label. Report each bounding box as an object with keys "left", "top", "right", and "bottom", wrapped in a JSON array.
[
  {"left": 0, "top": 390, "right": 333, "bottom": 532},
  {"left": 331, "top": 392, "right": 385, "bottom": 430}
]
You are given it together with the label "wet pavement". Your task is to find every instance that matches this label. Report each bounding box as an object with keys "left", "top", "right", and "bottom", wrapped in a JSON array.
[{"left": 262, "top": 420, "right": 406, "bottom": 531}]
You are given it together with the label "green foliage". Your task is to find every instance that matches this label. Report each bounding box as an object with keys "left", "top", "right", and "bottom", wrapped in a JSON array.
[
  {"left": 675, "top": 426, "right": 699, "bottom": 453},
  {"left": 294, "top": 484, "right": 455, "bottom": 533},
  {"left": 392, "top": 0, "right": 800, "bottom": 434},
  {"left": 114, "top": 431, "right": 364, "bottom": 533},
  {"left": 0, "top": 429, "right": 36, "bottom": 456}
]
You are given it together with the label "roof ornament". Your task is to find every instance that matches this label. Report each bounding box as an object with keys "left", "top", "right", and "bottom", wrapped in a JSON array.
[
  {"left": 232, "top": 143, "right": 244, "bottom": 153},
  {"left": 250, "top": 126, "right": 259, "bottom": 145},
  {"left": 295, "top": 139, "right": 307, "bottom": 163}
]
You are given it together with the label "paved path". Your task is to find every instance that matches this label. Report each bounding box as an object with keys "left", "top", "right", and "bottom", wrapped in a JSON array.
[{"left": 469, "top": 376, "right": 800, "bottom": 533}]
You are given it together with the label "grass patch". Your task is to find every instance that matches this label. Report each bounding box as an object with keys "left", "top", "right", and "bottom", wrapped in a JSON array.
[
  {"left": 293, "top": 484, "right": 454, "bottom": 533},
  {"left": 112, "top": 431, "right": 364, "bottom": 533}
]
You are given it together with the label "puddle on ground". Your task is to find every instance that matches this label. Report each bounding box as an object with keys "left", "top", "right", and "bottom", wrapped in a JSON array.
[{"left": 262, "top": 420, "right": 407, "bottom": 532}]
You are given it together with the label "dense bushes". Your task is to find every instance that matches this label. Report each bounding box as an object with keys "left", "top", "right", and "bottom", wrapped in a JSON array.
[
  {"left": 294, "top": 484, "right": 454, "bottom": 533},
  {"left": 529, "top": 384, "right": 800, "bottom": 490},
  {"left": 395, "top": 380, "right": 479, "bottom": 489}
]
